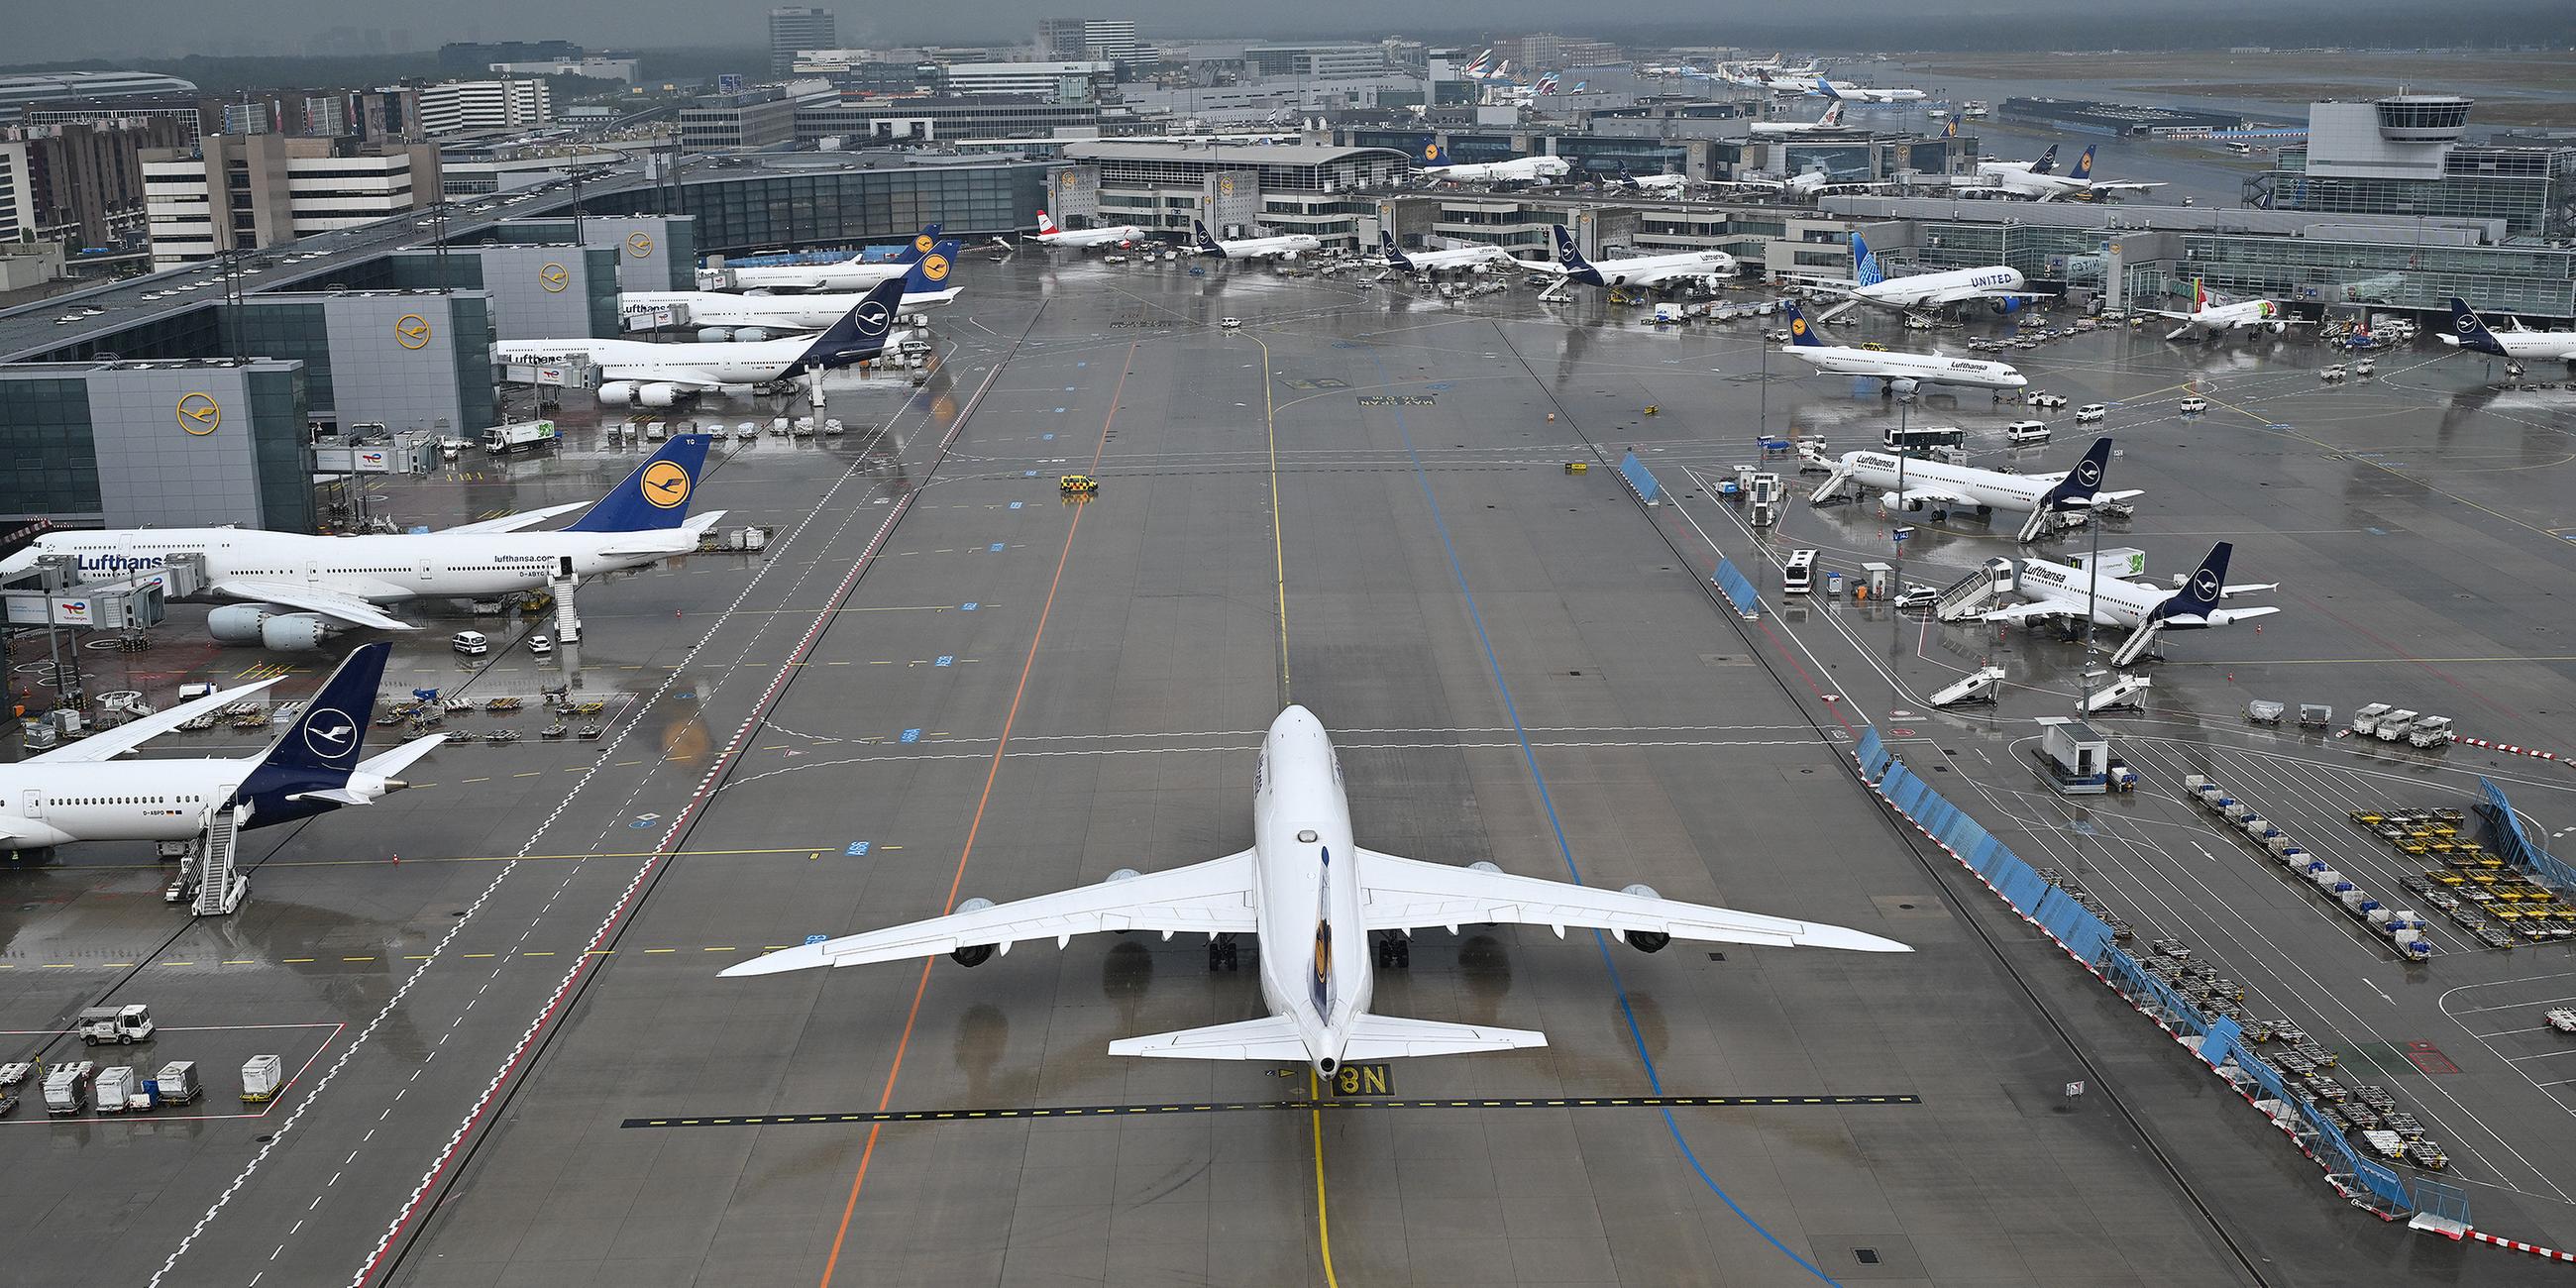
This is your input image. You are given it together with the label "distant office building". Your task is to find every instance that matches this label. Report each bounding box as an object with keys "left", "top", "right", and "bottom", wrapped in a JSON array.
[
  {"left": 303, "top": 95, "right": 351, "bottom": 138},
  {"left": 489, "top": 56, "right": 642, "bottom": 83},
  {"left": 438, "top": 41, "right": 584, "bottom": 74},
  {"left": 418, "top": 80, "right": 554, "bottom": 136},
  {"left": 1243, "top": 45, "right": 1392, "bottom": 78},
  {"left": 0, "top": 358, "right": 314, "bottom": 532},
  {"left": 0, "top": 71, "right": 199, "bottom": 125},
  {"left": 1493, "top": 34, "right": 1622, "bottom": 70},
  {"left": 220, "top": 101, "right": 273, "bottom": 137},
  {"left": 1037, "top": 19, "right": 1141, "bottom": 63},
  {"left": 142, "top": 134, "right": 441, "bottom": 268},
  {"left": 769, "top": 7, "right": 838, "bottom": 76},
  {"left": 0, "top": 144, "right": 32, "bottom": 242},
  {"left": 0, "top": 117, "right": 194, "bottom": 249},
  {"left": 940, "top": 62, "right": 1112, "bottom": 103},
  {"left": 2251, "top": 97, "right": 2575, "bottom": 238},
  {"left": 352, "top": 85, "right": 422, "bottom": 143},
  {"left": 679, "top": 86, "right": 824, "bottom": 153},
  {"left": 799, "top": 96, "right": 1097, "bottom": 145},
  {"left": 28, "top": 99, "right": 209, "bottom": 146}
]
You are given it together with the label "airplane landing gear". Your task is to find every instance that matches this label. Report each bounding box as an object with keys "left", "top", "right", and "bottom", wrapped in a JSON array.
[
  {"left": 1207, "top": 934, "right": 1239, "bottom": 971},
  {"left": 1373, "top": 933, "right": 1411, "bottom": 969}
]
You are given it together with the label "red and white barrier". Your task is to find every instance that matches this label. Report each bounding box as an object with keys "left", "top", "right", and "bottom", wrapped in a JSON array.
[
  {"left": 2457, "top": 736, "right": 2563, "bottom": 763},
  {"left": 2469, "top": 1232, "right": 2576, "bottom": 1263}
]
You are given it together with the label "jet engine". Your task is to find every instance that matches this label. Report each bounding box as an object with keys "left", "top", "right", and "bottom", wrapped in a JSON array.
[
  {"left": 948, "top": 897, "right": 996, "bottom": 966},
  {"left": 1886, "top": 376, "right": 1921, "bottom": 397},
  {"left": 1619, "top": 884, "right": 1671, "bottom": 953},
  {"left": 733, "top": 328, "right": 770, "bottom": 344},
  {"left": 1880, "top": 490, "right": 1927, "bottom": 512},
  {"left": 631, "top": 382, "right": 682, "bottom": 408},
  {"left": 2268, "top": 320, "right": 2288, "bottom": 335},
  {"left": 695, "top": 328, "right": 734, "bottom": 343},
  {"left": 598, "top": 380, "right": 639, "bottom": 406},
  {"left": 206, "top": 603, "right": 334, "bottom": 651}
]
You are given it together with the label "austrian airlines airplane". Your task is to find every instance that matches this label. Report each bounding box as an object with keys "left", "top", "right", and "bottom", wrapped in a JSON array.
[
  {"left": 1032, "top": 210, "right": 1148, "bottom": 250},
  {"left": 725, "top": 706, "right": 1907, "bottom": 1075}
]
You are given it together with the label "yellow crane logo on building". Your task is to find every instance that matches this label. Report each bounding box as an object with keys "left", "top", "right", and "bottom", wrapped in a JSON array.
[{"left": 177, "top": 392, "right": 221, "bottom": 435}]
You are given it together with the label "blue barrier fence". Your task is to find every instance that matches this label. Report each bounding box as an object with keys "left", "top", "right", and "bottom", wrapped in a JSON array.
[
  {"left": 2480, "top": 778, "right": 2576, "bottom": 892},
  {"left": 1711, "top": 558, "right": 1760, "bottom": 617},
  {"left": 1853, "top": 728, "right": 2421, "bottom": 1217},
  {"left": 1618, "top": 451, "right": 1660, "bottom": 504}
]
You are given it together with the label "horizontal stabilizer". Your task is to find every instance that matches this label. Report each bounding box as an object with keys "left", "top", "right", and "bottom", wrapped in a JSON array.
[
  {"left": 1342, "top": 1014, "right": 1549, "bottom": 1060},
  {"left": 1108, "top": 1016, "right": 1307, "bottom": 1061},
  {"left": 358, "top": 730, "right": 448, "bottom": 781}
]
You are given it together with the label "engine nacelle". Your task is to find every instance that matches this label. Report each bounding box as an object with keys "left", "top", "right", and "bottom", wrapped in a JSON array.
[
  {"left": 636, "top": 382, "right": 682, "bottom": 408},
  {"left": 2267, "top": 320, "right": 2288, "bottom": 335},
  {"left": 734, "top": 328, "right": 771, "bottom": 344},
  {"left": 1888, "top": 376, "right": 1921, "bottom": 396},
  {"left": 949, "top": 898, "right": 996, "bottom": 967},
  {"left": 1278, "top": 250, "right": 1301, "bottom": 262},
  {"left": 1468, "top": 861, "right": 1502, "bottom": 874},
  {"left": 598, "top": 380, "right": 639, "bottom": 406},
  {"left": 695, "top": 327, "right": 735, "bottom": 344},
  {"left": 206, "top": 603, "right": 334, "bottom": 651},
  {"left": 1619, "top": 884, "right": 1672, "bottom": 952},
  {"left": 1880, "top": 490, "right": 1923, "bottom": 512},
  {"left": 1107, "top": 868, "right": 1141, "bottom": 883}
]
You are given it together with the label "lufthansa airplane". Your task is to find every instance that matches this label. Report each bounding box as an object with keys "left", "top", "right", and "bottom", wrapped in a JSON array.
[{"left": 725, "top": 706, "right": 1907, "bottom": 1076}]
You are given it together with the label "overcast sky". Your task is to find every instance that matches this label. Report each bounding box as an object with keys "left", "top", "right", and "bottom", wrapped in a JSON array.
[{"left": 8, "top": 0, "right": 2534, "bottom": 66}]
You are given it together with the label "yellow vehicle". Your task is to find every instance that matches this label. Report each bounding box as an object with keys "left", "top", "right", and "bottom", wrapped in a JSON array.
[
  {"left": 2493, "top": 908, "right": 2522, "bottom": 923},
  {"left": 1059, "top": 474, "right": 1099, "bottom": 497},
  {"left": 2428, "top": 871, "right": 2464, "bottom": 886},
  {"left": 2399, "top": 840, "right": 2427, "bottom": 855},
  {"left": 1860, "top": 341, "right": 1891, "bottom": 352},
  {"left": 2349, "top": 810, "right": 2386, "bottom": 824},
  {"left": 1563, "top": 461, "right": 1589, "bottom": 475}
]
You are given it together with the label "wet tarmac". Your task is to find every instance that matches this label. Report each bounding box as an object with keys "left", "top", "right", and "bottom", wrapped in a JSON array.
[{"left": 2, "top": 251, "right": 2570, "bottom": 1286}]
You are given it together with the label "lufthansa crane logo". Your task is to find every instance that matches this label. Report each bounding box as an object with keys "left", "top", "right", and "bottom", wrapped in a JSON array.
[
  {"left": 540, "top": 263, "right": 570, "bottom": 291},
  {"left": 2074, "top": 459, "right": 2101, "bottom": 486},
  {"left": 1423, "top": 143, "right": 1441, "bottom": 161},
  {"left": 1060, "top": 171, "right": 1078, "bottom": 189},
  {"left": 855, "top": 300, "right": 893, "bottom": 334},
  {"left": 2190, "top": 568, "right": 2222, "bottom": 600},
  {"left": 918, "top": 253, "right": 951, "bottom": 284},
  {"left": 301, "top": 707, "right": 358, "bottom": 760},
  {"left": 625, "top": 231, "right": 654, "bottom": 257},
  {"left": 1789, "top": 316, "right": 1807, "bottom": 337},
  {"left": 912, "top": 232, "right": 935, "bottom": 255},
  {"left": 394, "top": 314, "right": 432, "bottom": 349},
  {"left": 2455, "top": 314, "right": 2477, "bottom": 334},
  {"left": 641, "top": 461, "right": 692, "bottom": 509},
  {"left": 1219, "top": 176, "right": 1236, "bottom": 196},
  {"left": 176, "top": 392, "right": 222, "bottom": 434}
]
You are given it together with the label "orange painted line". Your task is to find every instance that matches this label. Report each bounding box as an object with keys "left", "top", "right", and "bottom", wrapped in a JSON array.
[{"left": 818, "top": 342, "right": 1140, "bottom": 1288}]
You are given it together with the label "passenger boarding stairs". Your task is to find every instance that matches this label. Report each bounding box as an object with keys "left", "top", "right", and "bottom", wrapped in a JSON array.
[
  {"left": 2082, "top": 671, "right": 2152, "bottom": 712},
  {"left": 1926, "top": 666, "right": 2006, "bottom": 708},
  {"left": 190, "top": 805, "right": 249, "bottom": 917},
  {"left": 2108, "top": 618, "right": 2165, "bottom": 669},
  {"left": 1805, "top": 455, "right": 1852, "bottom": 504},
  {"left": 1934, "top": 558, "right": 2017, "bottom": 622}
]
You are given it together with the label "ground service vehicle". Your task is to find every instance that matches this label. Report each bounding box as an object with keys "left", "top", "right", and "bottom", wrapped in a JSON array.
[
  {"left": 77, "top": 1004, "right": 155, "bottom": 1045},
  {"left": 1782, "top": 549, "right": 1819, "bottom": 594},
  {"left": 482, "top": 419, "right": 560, "bottom": 454}
]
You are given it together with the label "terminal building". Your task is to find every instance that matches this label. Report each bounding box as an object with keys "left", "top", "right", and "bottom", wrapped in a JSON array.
[
  {"left": 2249, "top": 96, "right": 2575, "bottom": 240},
  {"left": 0, "top": 357, "right": 313, "bottom": 531},
  {"left": 1052, "top": 140, "right": 1411, "bottom": 249}
]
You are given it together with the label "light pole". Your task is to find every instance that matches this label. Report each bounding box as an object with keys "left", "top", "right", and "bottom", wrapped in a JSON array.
[{"left": 2079, "top": 488, "right": 2103, "bottom": 717}]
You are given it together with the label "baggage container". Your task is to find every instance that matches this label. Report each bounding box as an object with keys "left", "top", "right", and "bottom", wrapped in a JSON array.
[
  {"left": 241, "top": 1054, "right": 282, "bottom": 1103},
  {"left": 150, "top": 1060, "right": 200, "bottom": 1106},
  {"left": 94, "top": 1065, "right": 135, "bottom": 1113}
]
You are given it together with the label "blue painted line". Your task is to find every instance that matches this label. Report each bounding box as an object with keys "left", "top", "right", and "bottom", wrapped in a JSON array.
[
  {"left": 1010, "top": 501, "right": 1023, "bottom": 510},
  {"left": 1042, "top": 432, "right": 1055, "bottom": 441},
  {"left": 1023, "top": 471, "right": 1037, "bottom": 478},
  {"left": 1054, "top": 407, "right": 1067, "bottom": 414},
  {"left": 989, "top": 542, "right": 1006, "bottom": 552},
  {"left": 845, "top": 842, "right": 871, "bottom": 856},
  {"left": 1363, "top": 351, "right": 1843, "bottom": 1286},
  {"left": 900, "top": 729, "right": 920, "bottom": 744},
  {"left": 2367, "top": 526, "right": 2387, "bottom": 536},
  {"left": 935, "top": 656, "right": 954, "bottom": 667},
  {"left": 961, "top": 602, "right": 978, "bottom": 611}
]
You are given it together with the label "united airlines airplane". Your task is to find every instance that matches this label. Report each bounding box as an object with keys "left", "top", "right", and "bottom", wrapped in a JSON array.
[{"left": 725, "top": 706, "right": 1907, "bottom": 1075}]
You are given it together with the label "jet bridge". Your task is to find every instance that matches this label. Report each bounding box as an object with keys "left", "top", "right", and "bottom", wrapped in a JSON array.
[{"left": 1926, "top": 666, "right": 2006, "bottom": 707}]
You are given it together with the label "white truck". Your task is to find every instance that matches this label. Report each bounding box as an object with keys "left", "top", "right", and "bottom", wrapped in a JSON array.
[
  {"left": 2374, "top": 710, "right": 2420, "bottom": 742},
  {"left": 2548, "top": 1009, "right": 2576, "bottom": 1035},
  {"left": 2350, "top": 703, "right": 2393, "bottom": 736},
  {"left": 481, "top": 419, "right": 559, "bottom": 454},
  {"left": 2408, "top": 715, "right": 2454, "bottom": 748},
  {"left": 76, "top": 1003, "right": 155, "bottom": 1046}
]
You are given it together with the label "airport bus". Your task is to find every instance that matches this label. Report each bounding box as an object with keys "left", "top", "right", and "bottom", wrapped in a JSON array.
[
  {"left": 1782, "top": 548, "right": 1819, "bottom": 594},
  {"left": 1882, "top": 424, "right": 1967, "bottom": 452}
]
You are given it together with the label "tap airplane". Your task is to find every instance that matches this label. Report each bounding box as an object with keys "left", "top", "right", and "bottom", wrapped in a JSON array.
[
  {"left": 0, "top": 642, "right": 440, "bottom": 855},
  {"left": 2150, "top": 280, "right": 2307, "bottom": 341},
  {"left": 1809, "top": 435, "right": 2139, "bottom": 542},
  {"left": 1376, "top": 231, "right": 1515, "bottom": 273},
  {"left": 1421, "top": 155, "right": 1570, "bottom": 185},
  {"left": 5, "top": 435, "right": 724, "bottom": 647},
  {"left": 1980, "top": 542, "right": 2279, "bottom": 666},
  {"left": 494, "top": 278, "right": 905, "bottom": 407},
  {"left": 723, "top": 706, "right": 1906, "bottom": 1075},
  {"left": 1031, "top": 210, "right": 1149, "bottom": 250},
  {"left": 622, "top": 243, "right": 958, "bottom": 339},
  {"left": 1549, "top": 225, "right": 1734, "bottom": 290},
  {"left": 1776, "top": 302, "right": 2028, "bottom": 396},
  {"left": 700, "top": 224, "right": 939, "bottom": 292},
  {"left": 1190, "top": 219, "right": 1323, "bottom": 261},
  {"left": 2444, "top": 297, "right": 2576, "bottom": 365}
]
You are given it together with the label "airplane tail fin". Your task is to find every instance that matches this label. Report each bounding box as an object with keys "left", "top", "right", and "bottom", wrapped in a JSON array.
[
  {"left": 1035, "top": 209, "right": 1059, "bottom": 235},
  {"left": 2447, "top": 296, "right": 2502, "bottom": 353},
  {"left": 2072, "top": 145, "right": 2096, "bottom": 180},
  {"left": 1781, "top": 301, "right": 1828, "bottom": 347},
  {"left": 1824, "top": 101, "right": 1846, "bottom": 128},
  {"left": 904, "top": 238, "right": 959, "bottom": 294},
  {"left": 2032, "top": 144, "right": 2059, "bottom": 175},
  {"left": 566, "top": 432, "right": 715, "bottom": 533},
  {"left": 1550, "top": 225, "right": 1599, "bottom": 282},
  {"left": 2041, "top": 436, "right": 2115, "bottom": 511},
  {"left": 2151, "top": 542, "right": 2234, "bottom": 624},
  {"left": 2194, "top": 278, "right": 2207, "bottom": 311},
  {"left": 784, "top": 277, "right": 904, "bottom": 375},
  {"left": 250, "top": 642, "right": 389, "bottom": 781},
  {"left": 1191, "top": 218, "right": 1226, "bottom": 257},
  {"left": 1850, "top": 232, "right": 1885, "bottom": 287},
  {"left": 895, "top": 224, "right": 942, "bottom": 264},
  {"left": 1378, "top": 230, "right": 1414, "bottom": 270}
]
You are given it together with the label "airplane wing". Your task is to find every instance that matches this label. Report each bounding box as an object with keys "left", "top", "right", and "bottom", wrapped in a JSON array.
[
  {"left": 1978, "top": 600, "right": 2105, "bottom": 626},
  {"left": 443, "top": 502, "right": 590, "bottom": 535},
  {"left": 1106, "top": 1013, "right": 1547, "bottom": 1063},
  {"left": 30, "top": 678, "right": 286, "bottom": 764},
  {"left": 2088, "top": 181, "right": 2166, "bottom": 194},
  {"left": 213, "top": 579, "right": 415, "bottom": 632},
  {"left": 1353, "top": 848, "right": 1907, "bottom": 951},
  {"left": 1890, "top": 486, "right": 1976, "bottom": 509},
  {"left": 719, "top": 848, "right": 1260, "bottom": 976},
  {"left": 2171, "top": 605, "right": 2282, "bottom": 627}
]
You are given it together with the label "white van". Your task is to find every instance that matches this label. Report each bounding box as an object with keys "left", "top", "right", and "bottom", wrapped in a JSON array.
[
  {"left": 451, "top": 631, "right": 490, "bottom": 657},
  {"left": 2075, "top": 403, "right": 2108, "bottom": 422},
  {"left": 2004, "top": 421, "right": 2052, "bottom": 445}
]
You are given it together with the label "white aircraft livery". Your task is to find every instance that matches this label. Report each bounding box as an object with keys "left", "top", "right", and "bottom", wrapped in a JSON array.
[
  {"left": 1811, "top": 435, "right": 2142, "bottom": 542},
  {"left": 701, "top": 224, "right": 939, "bottom": 292},
  {"left": 6, "top": 434, "right": 725, "bottom": 648},
  {"left": 1550, "top": 225, "right": 1734, "bottom": 289},
  {"left": 1421, "top": 155, "right": 1570, "bottom": 184},
  {"left": 1032, "top": 209, "right": 1148, "bottom": 249},
  {"left": 724, "top": 706, "right": 1907, "bottom": 1074},
  {"left": 1821, "top": 232, "right": 2041, "bottom": 317},
  {"left": 0, "top": 642, "right": 439, "bottom": 854},
  {"left": 2150, "top": 279, "right": 2307, "bottom": 342},
  {"left": 1980, "top": 145, "right": 2165, "bottom": 201},
  {"left": 494, "top": 277, "right": 906, "bottom": 406},
  {"left": 1983, "top": 542, "right": 2280, "bottom": 666},
  {"left": 1376, "top": 231, "right": 1513, "bottom": 273},
  {"left": 1190, "top": 219, "right": 1323, "bottom": 261},
  {"left": 1777, "top": 301, "right": 2027, "bottom": 395},
  {"left": 2445, "top": 297, "right": 2576, "bottom": 364}
]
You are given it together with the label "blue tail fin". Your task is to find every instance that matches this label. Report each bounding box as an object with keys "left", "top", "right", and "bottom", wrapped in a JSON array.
[
  {"left": 2031, "top": 145, "right": 2059, "bottom": 175},
  {"left": 2071, "top": 145, "right": 2095, "bottom": 180},
  {"left": 782, "top": 278, "right": 903, "bottom": 376},
  {"left": 894, "top": 224, "right": 943, "bottom": 263},
  {"left": 1550, "top": 225, "right": 1600, "bottom": 283},
  {"left": 1378, "top": 230, "right": 1415, "bottom": 270},
  {"left": 2152, "top": 543, "right": 2232, "bottom": 624},
  {"left": 1850, "top": 232, "right": 1884, "bottom": 287},
  {"left": 2042, "top": 437, "right": 2114, "bottom": 510},
  {"left": 254, "top": 642, "right": 387, "bottom": 780},
  {"left": 2447, "top": 296, "right": 2503, "bottom": 354},
  {"left": 1191, "top": 219, "right": 1226, "bottom": 257},
  {"left": 566, "top": 432, "right": 715, "bottom": 533},
  {"left": 904, "top": 238, "right": 960, "bottom": 293},
  {"left": 1781, "top": 301, "right": 1826, "bottom": 347}
]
